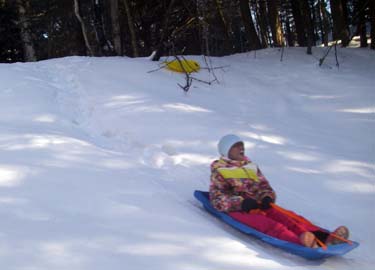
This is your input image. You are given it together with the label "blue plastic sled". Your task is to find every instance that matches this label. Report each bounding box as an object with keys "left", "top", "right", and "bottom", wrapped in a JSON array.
[{"left": 194, "top": 190, "right": 359, "bottom": 260}]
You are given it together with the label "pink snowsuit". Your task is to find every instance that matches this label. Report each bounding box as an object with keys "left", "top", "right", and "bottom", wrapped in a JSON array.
[{"left": 209, "top": 157, "right": 320, "bottom": 245}]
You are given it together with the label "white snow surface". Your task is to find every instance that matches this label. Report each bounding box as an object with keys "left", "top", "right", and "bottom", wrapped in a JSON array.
[{"left": 0, "top": 47, "right": 374, "bottom": 270}]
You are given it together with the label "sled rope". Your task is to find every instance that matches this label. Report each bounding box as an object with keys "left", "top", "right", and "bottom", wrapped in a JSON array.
[
  {"left": 270, "top": 203, "right": 352, "bottom": 247},
  {"left": 315, "top": 237, "right": 327, "bottom": 250},
  {"left": 270, "top": 203, "right": 327, "bottom": 249},
  {"left": 270, "top": 203, "right": 314, "bottom": 226},
  {"left": 329, "top": 232, "right": 353, "bottom": 245}
]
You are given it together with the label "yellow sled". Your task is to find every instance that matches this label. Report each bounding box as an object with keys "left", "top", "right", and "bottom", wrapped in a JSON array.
[{"left": 165, "top": 59, "right": 200, "bottom": 73}]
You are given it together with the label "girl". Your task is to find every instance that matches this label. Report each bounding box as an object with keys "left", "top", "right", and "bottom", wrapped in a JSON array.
[{"left": 209, "top": 134, "right": 349, "bottom": 248}]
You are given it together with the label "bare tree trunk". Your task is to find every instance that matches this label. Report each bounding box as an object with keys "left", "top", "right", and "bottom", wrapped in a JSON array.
[
  {"left": 16, "top": 0, "right": 36, "bottom": 61},
  {"left": 355, "top": 0, "right": 368, "bottom": 48},
  {"left": 267, "top": 0, "right": 284, "bottom": 47},
  {"left": 319, "top": 0, "right": 329, "bottom": 46},
  {"left": 239, "top": 0, "right": 261, "bottom": 50},
  {"left": 152, "top": 0, "right": 176, "bottom": 61},
  {"left": 122, "top": 0, "right": 138, "bottom": 57},
  {"left": 316, "top": 0, "right": 325, "bottom": 45},
  {"left": 341, "top": 0, "right": 350, "bottom": 35},
  {"left": 256, "top": 0, "right": 269, "bottom": 48},
  {"left": 93, "top": 0, "right": 114, "bottom": 55},
  {"left": 214, "top": 0, "right": 232, "bottom": 54},
  {"left": 285, "top": 15, "right": 294, "bottom": 46},
  {"left": 291, "top": 0, "right": 306, "bottom": 46},
  {"left": 309, "top": 0, "right": 317, "bottom": 46},
  {"left": 74, "top": 0, "right": 94, "bottom": 56},
  {"left": 197, "top": 0, "right": 210, "bottom": 55},
  {"left": 300, "top": 0, "right": 313, "bottom": 54},
  {"left": 371, "top": 0, "right": 375, "bottom": 49},
  {"left": 330, "top": 0, "right": 350, "bottom": 46},
  {"left": 109, "top": 0, "right": 122, "bottom": 55}
]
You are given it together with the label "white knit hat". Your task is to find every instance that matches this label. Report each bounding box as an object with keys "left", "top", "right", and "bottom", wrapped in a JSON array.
[{"left": 218, "top": 134, "right": 243, "bottom": 158}]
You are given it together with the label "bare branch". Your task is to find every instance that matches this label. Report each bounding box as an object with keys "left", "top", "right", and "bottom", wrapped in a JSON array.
[
  {"left": 318, "top": 40, "right": 340, "bottom": 69},
  {"left": 74, "top": 0, "right": 93, "bottom": 56}
]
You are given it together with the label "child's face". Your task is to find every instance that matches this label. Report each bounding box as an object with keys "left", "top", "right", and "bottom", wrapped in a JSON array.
[{"left": 228, "top": 142, "right": 245, "bottom": 161}]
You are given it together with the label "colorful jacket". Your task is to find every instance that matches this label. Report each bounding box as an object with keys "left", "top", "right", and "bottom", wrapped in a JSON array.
[{"left": 209, "top": 157, "right": 276, "bottom": 212}]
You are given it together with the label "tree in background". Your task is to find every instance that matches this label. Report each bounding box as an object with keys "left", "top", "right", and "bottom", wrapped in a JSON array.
[
  {"left": 239, "top": 0, "right": 261, "bottom": 50},
  {"left": 1, "top": 0, "right": 374, "bottom": 63},
  {"left": 0, "top": 0, "right": 23, "bottom": 62},
  {"left": 318, "top": 0, "right": 330, "bottom": 46},
  {"left": 122, "top": 0, "right": 138, "bottom": 57},
  {"left": 109, "top": 0, "right": 122, "bottom": 55},
  {"left": 290, "top": 0, "right": 305, "bottom": 46},
  {"left": 300, "top": 0, "right": 314, "bottom": 54},
  {"left": 330, "top": 0, "right": 350, "bottom": 46},
  {"left": 16, "top": 0, "right": 37, "bottom": 61},
  {"left": 353, "top": 0, "right": 367, "bottom": 48},
  {"left": 254, "top": 0, "right": 270, "bottom": 48},
  {"left": 267, "top": 0, "right": 284, "bottom": 47},
  {"left": 74, "top": 0, "right": 93, "bottom": 56},
  {"left": 371, "top": 0, "right": 375, "bottom": 49}
]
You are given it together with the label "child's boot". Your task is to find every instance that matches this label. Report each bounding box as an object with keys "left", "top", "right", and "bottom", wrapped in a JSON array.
[{"left": 326, "top": 226, "right": 349, "bottom": 245}]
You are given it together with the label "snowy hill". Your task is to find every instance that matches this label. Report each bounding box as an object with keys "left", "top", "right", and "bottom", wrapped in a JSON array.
[{"left": 0, "top": 47, "right": 374, "bottom": 270}]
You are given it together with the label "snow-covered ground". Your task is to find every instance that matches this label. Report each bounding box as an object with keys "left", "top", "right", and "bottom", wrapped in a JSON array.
[{"left": 0, "top": 47, "right": 374, "bottom": 270}]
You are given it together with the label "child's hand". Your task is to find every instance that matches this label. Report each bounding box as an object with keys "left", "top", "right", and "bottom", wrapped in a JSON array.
[
  {"left": 260, "top": 196, "right": 273, "bottom": 210},
  {"left": 241, "top": 198, "right": 258, "bottom": 212}
]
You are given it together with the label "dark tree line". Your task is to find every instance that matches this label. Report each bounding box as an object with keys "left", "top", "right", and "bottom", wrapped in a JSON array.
[{"left": 0, "top": 0, "right": 374, "bottom": 63}]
